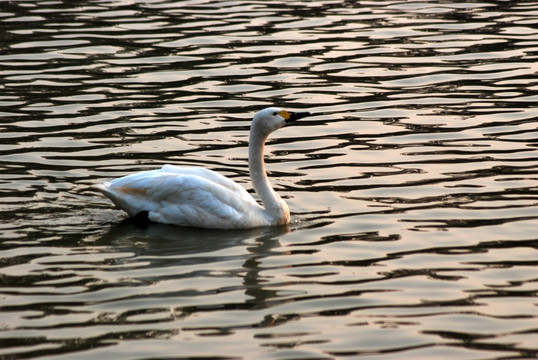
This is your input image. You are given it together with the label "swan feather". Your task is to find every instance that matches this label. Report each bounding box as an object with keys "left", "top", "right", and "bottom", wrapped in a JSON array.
[{"left": 96, "top": 165, "right": 267, "bottom": 229}]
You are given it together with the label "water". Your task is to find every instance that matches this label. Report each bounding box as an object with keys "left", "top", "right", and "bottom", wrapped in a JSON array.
[{"left": 1, "top": 0, "right": 537, "bottom": 359}]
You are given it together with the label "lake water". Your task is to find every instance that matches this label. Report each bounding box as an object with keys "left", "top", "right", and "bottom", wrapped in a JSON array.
[{"left": 1, "top": 1, "right": 537, "bottom": 359}]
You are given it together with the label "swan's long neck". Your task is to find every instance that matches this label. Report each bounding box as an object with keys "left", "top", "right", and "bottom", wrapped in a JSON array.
[{"left": 248, "top": 127, "right": 290, "bottom": 225}]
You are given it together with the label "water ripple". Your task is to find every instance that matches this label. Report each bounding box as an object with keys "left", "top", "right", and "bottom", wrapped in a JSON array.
[{"left": 1, "top": 1, "right": 537, "bottom": 359}]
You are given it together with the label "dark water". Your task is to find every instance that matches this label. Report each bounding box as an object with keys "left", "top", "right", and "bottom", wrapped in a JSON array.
[{"left": 1, "top": 1, "right": 537, "bottom": 359}]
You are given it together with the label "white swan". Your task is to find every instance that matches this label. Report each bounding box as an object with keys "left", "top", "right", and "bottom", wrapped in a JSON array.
[{"left": 95, "top": 107, "right": 311, "bottom": 229}]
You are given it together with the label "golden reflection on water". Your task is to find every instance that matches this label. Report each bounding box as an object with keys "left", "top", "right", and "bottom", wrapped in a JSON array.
[{"left": 0, "top": 0, "right": 537, "bottom": 359}]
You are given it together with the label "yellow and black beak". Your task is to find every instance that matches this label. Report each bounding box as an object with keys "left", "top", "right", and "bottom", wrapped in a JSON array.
[{"left": 278, "top": 110, "right": 311, "bottom": 124}]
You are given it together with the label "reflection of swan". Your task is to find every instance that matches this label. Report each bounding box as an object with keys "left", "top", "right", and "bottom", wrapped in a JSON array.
[
  {"left": 95, "top": 108, "right": 311, "bottom": 229},
  {"left": 94, "top": 220, "right": 289, "bottom": 257}
]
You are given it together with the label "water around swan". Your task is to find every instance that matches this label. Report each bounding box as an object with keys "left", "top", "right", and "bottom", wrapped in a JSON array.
[{"left": 0, "top": 1, "right": 537, "bottom": 359}]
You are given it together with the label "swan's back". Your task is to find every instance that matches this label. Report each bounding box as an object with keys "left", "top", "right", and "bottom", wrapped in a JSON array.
[{"left": 96, "top": 165, "right": 268, "bottom": 229}]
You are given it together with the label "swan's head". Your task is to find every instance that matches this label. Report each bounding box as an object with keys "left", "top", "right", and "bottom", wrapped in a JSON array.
[{"left": 252, "top": 107, "right": 311, "bottom": 135}]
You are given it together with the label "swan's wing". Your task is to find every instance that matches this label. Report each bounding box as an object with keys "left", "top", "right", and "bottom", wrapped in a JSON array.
[
  {"left": 160, "top": 165, "right": 252, "bottom": 198},
  {"left": 96, "top": 168, "right": 265, "bottom": 229}
]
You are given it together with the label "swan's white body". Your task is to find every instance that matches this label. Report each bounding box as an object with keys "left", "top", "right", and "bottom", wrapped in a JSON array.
[{"left": 95, "top": 107, "right": 310, "bottom": 229}]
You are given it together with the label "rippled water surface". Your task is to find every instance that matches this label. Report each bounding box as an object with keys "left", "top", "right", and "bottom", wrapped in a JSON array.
[{"left": 1, "top": 1, "right": 537, "bottom": 359}]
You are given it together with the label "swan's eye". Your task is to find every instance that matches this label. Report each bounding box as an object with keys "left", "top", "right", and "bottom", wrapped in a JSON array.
[{"left": 273, "top": 112, "right": 277, "bottom": 116}]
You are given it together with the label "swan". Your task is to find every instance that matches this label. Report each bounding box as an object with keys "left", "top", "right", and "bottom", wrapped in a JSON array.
[{"left": 95, "top": 107, "right": 311, "bottom": 229}]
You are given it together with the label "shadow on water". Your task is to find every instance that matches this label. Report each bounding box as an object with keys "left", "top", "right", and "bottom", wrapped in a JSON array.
[
  {"left": 0, "top": 221, "right": 294, "bottom": 358},
  {"left": 93, "top": 219, "right": 289, "bottom": 256}
]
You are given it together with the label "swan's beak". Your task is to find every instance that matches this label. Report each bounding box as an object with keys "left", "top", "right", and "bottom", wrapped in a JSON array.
[{"left": 282, "top": 111, "right": 311, "bottom": 124}]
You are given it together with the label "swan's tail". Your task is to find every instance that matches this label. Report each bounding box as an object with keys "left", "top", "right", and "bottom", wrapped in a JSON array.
[
  {"left": 93, "top": 182, "right": 140, "bottom": 218},
  {"left": 93, "top": 182, "right": 114, "bottom": 201}
]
